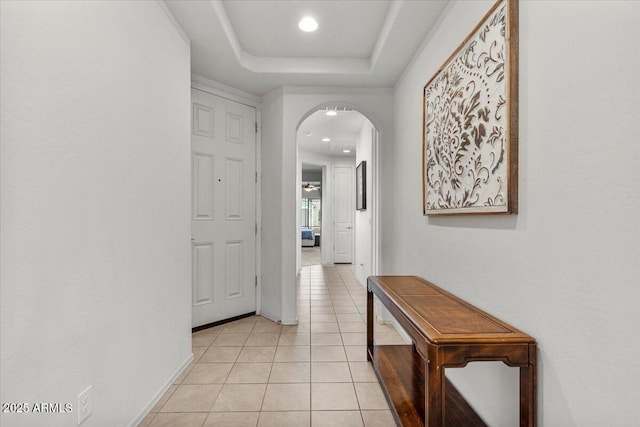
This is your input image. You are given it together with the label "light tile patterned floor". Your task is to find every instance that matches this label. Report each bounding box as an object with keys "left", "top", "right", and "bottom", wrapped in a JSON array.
[
  {"left": 301, "top": 247, "right": 322, "bottom": 267},
  {"left": 140, "top": 264, "right": 397, "bottom": 427}
]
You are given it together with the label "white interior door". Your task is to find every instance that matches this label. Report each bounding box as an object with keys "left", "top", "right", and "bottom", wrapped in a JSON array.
[
  {"left": 333, "top": 165, "right": 353, "bottom": 264},
  {"left": 191, "top": 88, "right": 256, "bottom": 327}
]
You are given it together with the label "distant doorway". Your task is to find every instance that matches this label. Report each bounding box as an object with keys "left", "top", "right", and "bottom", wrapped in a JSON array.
[{"left": 301, "top": 165, "right": 322, "bottom": 266}]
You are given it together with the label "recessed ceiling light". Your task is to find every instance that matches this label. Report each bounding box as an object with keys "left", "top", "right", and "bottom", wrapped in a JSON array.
[
  {"left": 325, "top": 110, "right": 337, "bottom": 116},
  {"left": 322, "top": 137, "right": 331, "bottom": 142},
  {"left": 343, "top": 149, "right": 351, "bottom": 153},
  {"left": 298, "top": 17, "right": 318, "bottom": 32}
]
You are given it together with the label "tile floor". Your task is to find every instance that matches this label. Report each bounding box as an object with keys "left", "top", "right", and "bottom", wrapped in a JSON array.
[
  {"left": 301, "top": 246, "right": 321, "bottom": 267},
  {"left": 140, "top": 264, "right": 399, "bottom": 427}
]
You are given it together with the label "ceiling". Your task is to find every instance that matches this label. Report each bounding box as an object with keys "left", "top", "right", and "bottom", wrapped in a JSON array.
[
  {"left": 164, "top": 0, "right": 448, "bottom": 96},
  {"left": 164, "top": 0, "right": 448, "bottom": 157},
  {"left": 298, "top": 109, "right": 368, "bottom": 158}
]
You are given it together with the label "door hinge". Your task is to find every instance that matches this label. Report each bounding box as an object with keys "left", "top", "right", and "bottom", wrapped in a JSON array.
[
  {"left": 255, "top": 223, "right": 258, "bottom": 235},
  {"left": 255, "top": 122, "right": 258, "bottom": 134},
  {"left": 255, "top": 275, "right": 258, "bottom": 287},
  {"left": 255, "top": 172, "right": 258, "bottom": 183}
]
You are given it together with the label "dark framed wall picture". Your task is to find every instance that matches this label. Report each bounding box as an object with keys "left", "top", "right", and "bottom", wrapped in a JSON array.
[
  {"left": 356, "top": 161, "right": 366, "bottom": 211},
  {"left": 423, "top": 0, "right": 518, "bottom": 215}
]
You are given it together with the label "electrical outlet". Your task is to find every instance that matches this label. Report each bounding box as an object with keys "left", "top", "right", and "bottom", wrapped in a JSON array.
[{"left": 77, "top": 385, "right": 93, "bottom": 425}]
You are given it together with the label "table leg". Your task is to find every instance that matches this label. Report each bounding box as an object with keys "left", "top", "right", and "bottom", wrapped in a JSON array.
[
  {"left": 366, "top": 288, "right": 373, "bottom": 362},
  {"left": 520, "top": 344, "right": 537, "bottom": 426},
  {"left": 426, "top": 343, "right": 445, "bottom": 426}
]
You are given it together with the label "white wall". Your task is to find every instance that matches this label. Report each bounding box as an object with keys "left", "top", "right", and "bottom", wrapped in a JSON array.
[
  {"left": 389, "top": 1, "right": 640, "bottom": 425},
  {"left": 355, "top": 121, "right": 375, "bottom": 285},
  {"left": 260, "top": 87, "right": 393, "bottom": 324},
  {"left": 0, "top": 2, "right": 192, "bottom": 426},
  {"left": 259, "top": 88, "right": 285, "bottom": 322}
]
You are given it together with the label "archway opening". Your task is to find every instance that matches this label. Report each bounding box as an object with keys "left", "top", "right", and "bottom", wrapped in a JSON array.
[{"left": 295, "top": 105, "right": 379, "bottom": 286}]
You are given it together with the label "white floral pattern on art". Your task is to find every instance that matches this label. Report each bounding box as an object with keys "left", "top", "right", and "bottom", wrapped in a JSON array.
[{"left": 424, "top": 2, "right": 511, "bottom": 213}]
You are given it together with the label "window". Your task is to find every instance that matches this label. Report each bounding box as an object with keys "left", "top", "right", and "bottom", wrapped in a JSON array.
[{"left": 301, "top": 198, "right": 321, "bottom": 228}]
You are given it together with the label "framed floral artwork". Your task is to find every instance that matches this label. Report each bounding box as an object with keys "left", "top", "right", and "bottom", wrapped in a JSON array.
[{"left": 423, "top": 0, "right": 518, "bottom": 215}]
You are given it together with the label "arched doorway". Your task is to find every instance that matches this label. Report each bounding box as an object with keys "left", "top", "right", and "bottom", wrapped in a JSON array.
[{"left": 295, "top": 104, "right": 380, "bottom": 286}]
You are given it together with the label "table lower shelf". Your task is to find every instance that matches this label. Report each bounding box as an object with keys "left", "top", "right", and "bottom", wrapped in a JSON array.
[{"left": 369, "top": 344, "right": 487, "bottom": 427}]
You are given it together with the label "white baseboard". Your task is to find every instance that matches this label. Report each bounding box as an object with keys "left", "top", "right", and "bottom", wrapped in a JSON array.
[
  {"left": 257, "top": 310, "right": 298, "bottom": 326},
  {"left": 257, "top": 309, "right": 280, "bottom": 324},
  {"left": 389, "top": 318, "right": 412, "bottom": 345},
  {"left": 128, "top": 353, "right": 195, "bottom": 427},
  {"left": 280, "top": 318, "right": 299, "bottom": 326}
]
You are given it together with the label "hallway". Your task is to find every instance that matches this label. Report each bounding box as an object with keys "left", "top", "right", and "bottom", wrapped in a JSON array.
[{"left": 142, "top": 264, "right": 397, "bottom": 427}]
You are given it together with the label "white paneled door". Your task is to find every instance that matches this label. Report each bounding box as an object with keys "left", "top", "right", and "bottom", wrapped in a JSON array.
[
  {"left": 191, "top": 89, "right": 256, "bottom": 327},
  {"left": 333, "top": 165, "right": 354, "bottom": 264}
]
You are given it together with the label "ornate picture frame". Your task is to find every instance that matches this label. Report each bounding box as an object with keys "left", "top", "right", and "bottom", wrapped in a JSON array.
[{"left": 423, "top": 0, "right": 518, "bottom": 215}]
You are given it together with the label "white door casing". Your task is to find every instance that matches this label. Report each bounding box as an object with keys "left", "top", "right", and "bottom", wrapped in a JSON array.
[
  {"left": 191, "top": 89, "right": 256, "bottom": 327},
  {"left": 333, "top": 165, "right": 354, "bottom": 264}
]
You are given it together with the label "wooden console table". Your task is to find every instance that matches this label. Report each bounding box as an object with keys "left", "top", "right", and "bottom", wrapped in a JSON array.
[{"left": 367, "top": 276, "right": 537, "bottom": 426}]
